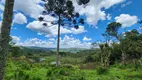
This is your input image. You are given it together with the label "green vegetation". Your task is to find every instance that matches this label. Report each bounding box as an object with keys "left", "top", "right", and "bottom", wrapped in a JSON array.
[
  {"left": 1, "top": 0, "right": 142, "bottom": 80},
  {"left": 4, "top": 21, "right": 142, "bottom": 80},
  {"left": 4, "top": 51, "right": 142, "bottom": 80}
]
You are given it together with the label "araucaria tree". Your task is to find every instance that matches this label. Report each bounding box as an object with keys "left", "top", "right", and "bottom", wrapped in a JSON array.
[
  {"left": 0, "top": 0, "right": 15, "bottom": 80},
  {"left": 39, "top": 0, "right": 89, "bottom": 67}
]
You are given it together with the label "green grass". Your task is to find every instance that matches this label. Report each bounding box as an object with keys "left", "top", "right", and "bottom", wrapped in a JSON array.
[{"left": 5, "top": 56, "right": 142, "bottom": 80}]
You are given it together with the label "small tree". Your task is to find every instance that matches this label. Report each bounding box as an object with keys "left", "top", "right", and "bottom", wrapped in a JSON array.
[{"left": 39, "top": 0, "right": 89, "bottom": 67}]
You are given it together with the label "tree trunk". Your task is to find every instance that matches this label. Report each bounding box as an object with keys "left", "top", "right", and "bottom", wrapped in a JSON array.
[
  {"left": 100, "top": 53, "right": 103, "bottom": 66},
  {"left": 56, "top": 14, "right": 61, "bottom": 67},
  {"left": 107, "top": 50, "right": 111, "bottom": 67},
  {"left": 118, "top": 38, "right": 126, "bottom": 66},
  {"left": 121, "top": 49, "right": 126, "bottom": 65},
  {"left": 0, "top": 0, "right": 14, "bottom": 80}
]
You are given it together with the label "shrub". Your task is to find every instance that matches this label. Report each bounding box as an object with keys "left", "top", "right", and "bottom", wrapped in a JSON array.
[
  {"left": 84, "top": 55, "right": 95, "bottom": 63},
  {"left": 25, "top": 74, "right": 30, "bottom": 80},
  {"left": 32, "top": 77, "right": 42, "bottom": 80},
  {"left": 13, "top": 70, "right": 30, "bottom": 80},
  {"left": 46, "top": 69, "right": 52, "bottom": 76},
  {"left": 68, "top": 76, "right": 85, "bottom": 80},
  {"left": 18, "top": 70, "right": 24, "bottom": 77},
  {"left": 61, "top": 64, "right": 74, "bottom": 69},
  {"left": 96, "top": 67, "right": 108, "bottom": 75},
  {"left": 79, "top": 63, "right": 95, "bottom": 69},
  {"left": 19, "top": 61, "right": 31, "bottom": 70},
  {"left": 59, "top": 69, "right": 66, "bottom": 75}
]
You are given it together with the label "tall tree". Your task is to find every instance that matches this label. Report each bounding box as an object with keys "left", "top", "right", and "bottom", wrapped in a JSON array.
[
  {"left": 106, "top": 22, "right": 121, "bottom": 40},
  {"left": 105, "top": 22, "right": 129, "bottom": 65},
  {"left": 0, "top": 0, "right": 15, "bottom": 79},
  {"left": 40, "top": 0, "right": 89, "bottom": 67}
]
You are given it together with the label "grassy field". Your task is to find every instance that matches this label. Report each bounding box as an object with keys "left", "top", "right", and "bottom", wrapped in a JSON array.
[{"left": 5, "top": 55, "right": 142, "bottom": 80}]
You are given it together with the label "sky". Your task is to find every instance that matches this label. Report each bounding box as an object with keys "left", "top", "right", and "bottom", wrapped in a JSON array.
[{"left": 0, "top": 0, "right": 142, "bottom": 48}]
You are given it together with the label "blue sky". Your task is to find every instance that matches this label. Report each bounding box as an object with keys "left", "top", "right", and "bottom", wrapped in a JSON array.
[{"left": 0, "top": 0, "right": 142, "bottom": 48}]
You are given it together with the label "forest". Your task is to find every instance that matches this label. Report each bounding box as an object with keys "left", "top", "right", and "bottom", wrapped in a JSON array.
[{"left": 0, "top": 0, "right": 142, "bottom": 80}]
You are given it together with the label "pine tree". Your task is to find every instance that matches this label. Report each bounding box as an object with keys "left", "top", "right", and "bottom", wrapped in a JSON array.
[{"left": 40, "top": 0, "right": 89, "bottom": 67}]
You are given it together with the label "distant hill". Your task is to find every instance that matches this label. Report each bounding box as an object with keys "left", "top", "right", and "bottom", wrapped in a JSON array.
[
  {"left": 19, "top": 46, "right": 54, "bottom": 55},
  {"left": 19, "top": 46, "right": 88, "bottom": 53},
  {"left": 52, "top": 48, "right": 88, "bottom": 53}
]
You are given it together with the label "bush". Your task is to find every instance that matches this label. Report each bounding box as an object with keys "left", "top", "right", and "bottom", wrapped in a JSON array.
[
  {"left": 19, "top": 61, "right": 31, "bottom": 70},
  {"left": 46, "top": 67, "right": 75, "bottom": 78},
  {"left": 84, "top": 55, "right": 95, "bottom": 63},
  {"left": 61, "top": 64, "right": 74, "bottom": 69},
  {"left": 96, "top": 67, "right": 108, "bottom": 75},
  {"left": 46, "top": 69, "right": 52, "bottom": 76},
  {"left": 32, "top": 77, "right": 42, "bottom": 80},
  {"left": 59, "top": 69, "right": 68, "bottom": 75},
  {"left": 13, "top": 70, "right": 30, "bottom": 80},
  {"left": 68, "top": 76, "right": 85, "bottom": 80}
]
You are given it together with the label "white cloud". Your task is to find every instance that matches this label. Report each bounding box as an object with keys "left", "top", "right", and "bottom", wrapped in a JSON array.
[
  {"left": 0, "top": 4, "right": 4, "bottom": 11},
  {"left": 17, "top": 38, "right": 55, "bottom": 47},
  {"left": 26, "top": 21, "right": 50, "bottom": 34},
  {"left": 26, "top": 20, "right": 86, "bottom": 37},
  {"left": 115, "top": 14, "right": 138, "bottom": 27},
  {"left": 107, "top": 14, "right": 112, "bottom": 20},
  {"left": 1, "top": 0, "right": 44, "bottom": 19},
  {"left": 121, "top": 1, "right": 132, "bottom": 8},
  {"left": 11, "top": 36, "right": 20, "bottom": 43},
  {"left": 100, "top": 0, "right": 125, "bottom": 9},
  {"left": 71, "top": 26, "right": 87, "bottom": 34},
  {"left": 73, "top": 0, "right": 125, "bottom": 25},
  {"left": 14, "top": 0, "right": 44, "bottom": 19},
  {"left": 14, "top": 13, "right": 27, "bottom": 24},
  {"left": 95, "top": 26, "right": 98, "bottom": 29},
  {"left": 39, "top": 15, "right": 57, "bottom": 22},
  {"left": 26, "top": 21, "right": 70, "bottom": 37},
  {"left": 11, "top": 27, "right": 17, "bottom": 30},
  {"left": 0, "top": 0, "right": 125, "bottom": 25},
  {"left": 60, "top": 35, "right": 92, "bottom": 48},
  {"left": 48, "top": 38, "right": 56, "bottom": 41},
  {"left": 139, "top": 26, "right": 142, "bottom": 30},
  {"left": 13, "top": 35, "right": 92, "bottom": 49},
  {"left": 37, "top": 32, "right": 43, "bottom": 35},
  {"left": 83, "top": 36, "right": 92, "bottom": 41},
  {"left": 122, "top": 32, "right": 126, "bottom": 36}
]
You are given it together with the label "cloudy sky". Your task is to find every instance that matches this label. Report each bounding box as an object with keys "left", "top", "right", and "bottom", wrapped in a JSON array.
[{"left": 0, "top": 0, "right": 142, "bottom": 48}]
